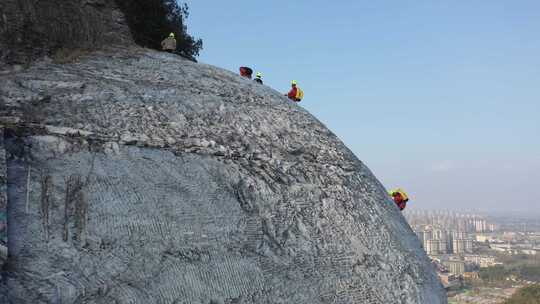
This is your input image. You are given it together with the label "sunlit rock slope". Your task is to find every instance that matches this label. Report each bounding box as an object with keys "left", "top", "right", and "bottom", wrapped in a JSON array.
[{"left": 0, "top": 49, "right": 446, "bottom": 303}]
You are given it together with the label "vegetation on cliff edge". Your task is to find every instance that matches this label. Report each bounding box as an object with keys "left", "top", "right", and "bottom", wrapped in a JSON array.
[{"left": 115, "top": 0, "right": 202, "bottom": 61}]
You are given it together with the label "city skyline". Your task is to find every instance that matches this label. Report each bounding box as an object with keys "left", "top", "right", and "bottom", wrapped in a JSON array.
[
  {"left": 405, "top": 206, "right": 540, "bottom": 217},
  {"left": 404, "top": 208, "right": 540, "bottom": 292}
]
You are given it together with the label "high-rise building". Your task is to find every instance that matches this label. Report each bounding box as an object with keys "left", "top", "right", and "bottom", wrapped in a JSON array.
[
  {"left": 463, "top": 255, "right": 497, "bottom": 267},
  {"left": 425, "top": 239, "right": 447, "bottom": 255},
  {"left": 453, "top": 238, "right": 473, "bottom": 254},
  {"left": 443, "top": 260, "right": 466, "bottom": 275}
]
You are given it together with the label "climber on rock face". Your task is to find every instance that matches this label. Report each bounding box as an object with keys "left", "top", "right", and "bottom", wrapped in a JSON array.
[
  {"left": 254, "top": 72, "right": 263, "bottom": 84},
  {"left": 389, "top": 188, "right": 409, "bottom": 211},
  {"left": 286, "top": 80, "right": 303, "bottom": 102},
  {"left": 161, "top": 33, "right": 177, "bottom": 53}
]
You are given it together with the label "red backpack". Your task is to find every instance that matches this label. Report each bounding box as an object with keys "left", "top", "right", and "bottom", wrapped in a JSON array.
[{"left": 239, "top": 67, "right": 253, "bottom": 78}]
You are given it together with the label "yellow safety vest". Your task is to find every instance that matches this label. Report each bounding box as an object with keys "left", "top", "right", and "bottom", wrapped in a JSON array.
[
  {"left": 389, "top": 188, "right": 409, "bottom": 201},
  {"left": 295, "top": 87, "right": 304, "bottom": 100}
]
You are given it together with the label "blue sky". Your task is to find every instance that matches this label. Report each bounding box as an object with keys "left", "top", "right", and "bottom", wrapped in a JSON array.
[{"left": 183, "top": 1, "right": 540, "bottom": 213}]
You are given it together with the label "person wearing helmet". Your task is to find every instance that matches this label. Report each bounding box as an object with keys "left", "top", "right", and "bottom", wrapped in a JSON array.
[
  {"left": 254, "top": 72, "right": 263, "bottom": 84},
  {"left": 161, "top": 32, "right": 177, "bottom": 53},
  {"left": 286, "top": 80, "right": 303, "bottom": 102},
  {"left": 389, "top": 188, "right": 409, "bottom": 211}
]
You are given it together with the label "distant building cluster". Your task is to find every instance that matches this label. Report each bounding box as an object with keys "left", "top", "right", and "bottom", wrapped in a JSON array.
[
  {"left": 405, "top": 210, "right": 496, "bottom": 234},
  {"left": 463, "top": 255, "right": 498, "bottom": 268},
  {"left": 490, "top": 242, "right": 540, "bottom": 256},
  {"left": 404, "top": 209, "right": 502, "bottom": 281},
  {"left": 405, "top": 209, "right": 540, "bottom": 300},
  {"left": 405, "top": 209, "right": 540, "bottom": 280},
  {"left": 416, "top": 230, "right": 474, "bottom": 255},
  {"left": 405, "top": 210, "right": 494, "bottom": 255}
]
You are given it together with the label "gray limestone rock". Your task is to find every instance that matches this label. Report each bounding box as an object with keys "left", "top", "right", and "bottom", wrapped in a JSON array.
[
  {"left": 0, "top": 0, "right": 132, "bottom": 64},
  {"left": 0, "top": 49, "right": 446, "bottom": 303}
]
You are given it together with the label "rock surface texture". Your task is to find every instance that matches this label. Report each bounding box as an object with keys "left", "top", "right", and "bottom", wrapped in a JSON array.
[
  {"left": 0, "top": 0, "right": 132, "bottom": 64},
  {"left": 0, "top": 49, "right": 446, "bottom": 303}
]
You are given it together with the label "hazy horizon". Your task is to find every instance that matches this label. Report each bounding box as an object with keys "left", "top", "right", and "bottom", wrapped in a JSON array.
[
  {"left": 404, "top": 206, "right": 540, "bottom": 218},
  {"left": 184, "top": 1, "right": 540, "bottom": 213}
]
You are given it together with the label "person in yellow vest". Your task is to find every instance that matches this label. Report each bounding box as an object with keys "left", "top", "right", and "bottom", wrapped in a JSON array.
[
  {"left": 286, "top": 80, "right": 304, "bottom": 102},
  {"left": 254, "top": 72, "right": 263, "bottom": 84},
  {"left": 389, "top": 188, "right": 409, "bottom": 211},
  {"left": 161, "top": 33, "right": 177, "bottom": 53}
]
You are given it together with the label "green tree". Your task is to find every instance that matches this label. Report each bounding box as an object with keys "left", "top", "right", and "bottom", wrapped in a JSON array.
[
  {"left": 504, "top": 285, "right": 540, "bottom": 304},
  {"left": 479, "top": 265, "right": 511, "bottom": 283},
  {"left": 115, "top": 0, "right": 203, "bottom": 61},
  {"left": 518, "top": 265, "right": 540, "bottom": 282}
]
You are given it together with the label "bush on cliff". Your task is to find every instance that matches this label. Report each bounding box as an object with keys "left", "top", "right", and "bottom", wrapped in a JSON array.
[{"left": 115, "top": 0, "right": 202, "bottom": 61}]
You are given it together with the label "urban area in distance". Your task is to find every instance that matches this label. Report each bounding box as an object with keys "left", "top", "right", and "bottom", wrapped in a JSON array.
[{"left": 405, "top": 209, "right": 540, "bottom": 303}]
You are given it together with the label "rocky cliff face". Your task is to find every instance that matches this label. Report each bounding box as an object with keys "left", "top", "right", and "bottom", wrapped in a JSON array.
[
  {"left": 0, "top": 1, "right": 446, "bottom": 303},
  {"left": 0, "top": 49, "right": 447, "bottom": 303},
  {"left": 0, "top": 0, "right": 132, "bottom": 64}
]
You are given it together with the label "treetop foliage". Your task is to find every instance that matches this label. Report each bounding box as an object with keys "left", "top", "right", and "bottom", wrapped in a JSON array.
[
  {"left": 115, "top": 0, "right": 202, "bottom": 61},
  {"left": 504, "top": 285, "right": 540, "bottom": 304}
]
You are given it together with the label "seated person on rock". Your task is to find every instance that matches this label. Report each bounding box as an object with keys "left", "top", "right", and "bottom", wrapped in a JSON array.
[
  {"left": 161, "top": 33, "right": 177, "bottom": 53},
  {"left": 285, "top": 80, "right": 304, "bottom": 102}
]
